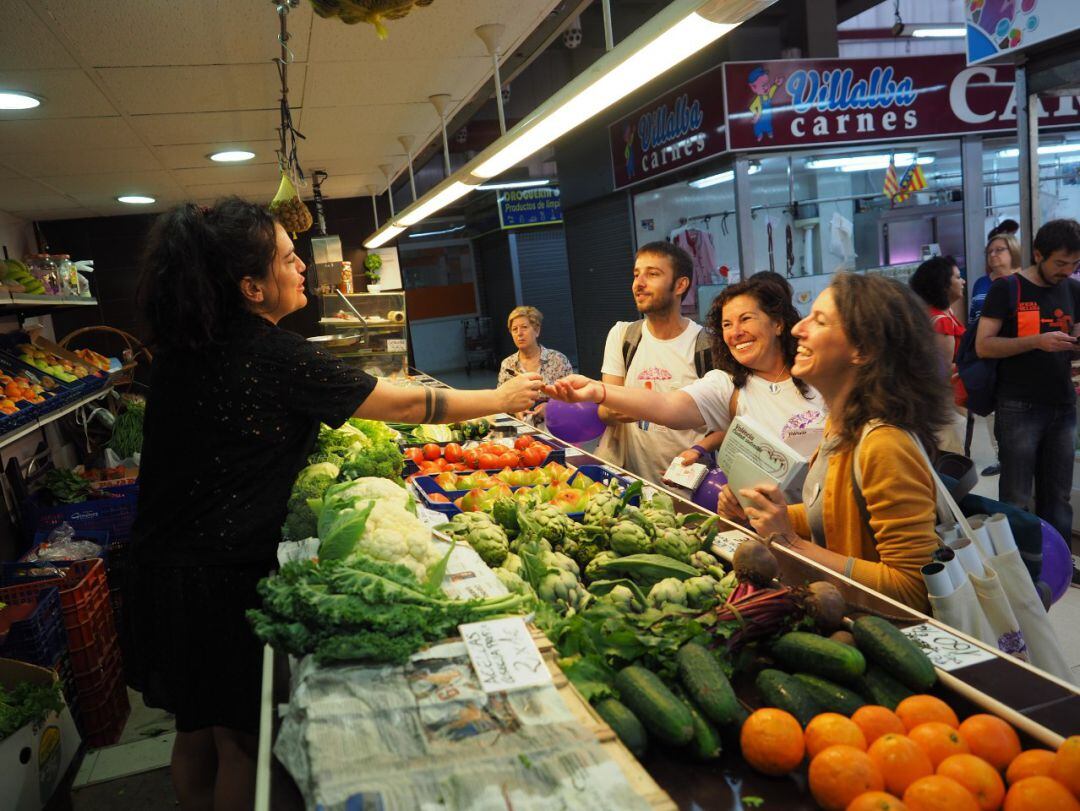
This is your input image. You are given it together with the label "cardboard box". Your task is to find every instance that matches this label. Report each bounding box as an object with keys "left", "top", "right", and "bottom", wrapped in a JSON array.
[{"left": 0, "top": 658, "right": 81, "bottom": 811}]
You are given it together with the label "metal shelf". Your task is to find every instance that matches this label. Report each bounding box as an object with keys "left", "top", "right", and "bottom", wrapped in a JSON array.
[
  {"left": 0, "top": 385, "right": 111, "bottom": 452},
  {"left": 318, "top": 319, "right": 405, "bottom": 330},
  {"left": 320, "top": 291, "right": 404, "bottom": 298},
  {"left": 1, "top": 294, "right": 99, "bottom": 308}
]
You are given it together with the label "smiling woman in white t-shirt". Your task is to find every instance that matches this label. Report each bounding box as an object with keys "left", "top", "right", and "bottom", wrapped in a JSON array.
[{"left": 546, "top": 274, "right": 825, "bottom": 466}]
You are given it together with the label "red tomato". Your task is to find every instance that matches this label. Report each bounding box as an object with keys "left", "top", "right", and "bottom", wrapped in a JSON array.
[
  {"left": 419, "top": 461, "right": 439, "bottom": 474},
  {"left": 422, "top": 443, "right": 442, "bottom": 461},
  {"left": 514, "top": 435, "right": 536, "bottom": 451},
  {"left": 427, "top": 493, "right": 450, "bottom": 503},
  {"left": 453, "top": 462, "right": 470, "bottom": 471},
  {"left": 443, "top": 443, "right": 464, "bottom": 463},
  {"left": 434, "top": 457, "right": 449, "bottom": 470},
  {"left": 523, "top": 444, "right": 548, "bottom": 467},
  {"left": 463, "top": 449, "right": 480, "bottom": 469},
  {"left": 501, "top": 450, "right": 521, "bottom": 468},
  {"left": 478, "top": 452, "right": 501, "bottom": 470},
  {"left": 405, "top": 447, "right": 425, "bottom": 464}
]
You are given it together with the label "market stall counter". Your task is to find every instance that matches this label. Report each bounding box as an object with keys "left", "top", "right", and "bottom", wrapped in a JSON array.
[{"left": 255, "top": 372, "right": 1079, "bottom": 811}]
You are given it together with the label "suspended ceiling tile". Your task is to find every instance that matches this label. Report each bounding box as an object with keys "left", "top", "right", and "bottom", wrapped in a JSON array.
[
  {"left": 7, "top": 147, "right": 163, "bottom": 177},
  {"left": 10, "top": 207, "right": 96, "bottom": 222},
  {"left": 303, "top": 59, "right": 478, "bottom": 108},
  {"left": 0, "top": 117, "right": 143, "bottom": 152},
  {"left": 98, "top": 63, "right": 305, "bottom": 116},
  {"left": 171, "top": 162, "right": 283, "bottom": 186},
  {"left": 182, "top": 180, "right": 282, "bottom": 201},
  {"left": 298, "top": 104, "right": 436, "bottom": 138},
  {"left": 0, "top": 177, "right": 79, "bottom": 210},
  {"left": 41, "top": 171, "right": 185, "bottom": 199},
  {"left": 0, "top": 70, "right": 118, "bottom": 119},
  {"left": 38, "top": 0, "right": 314, "bottom": 67},
  {"left": 154, "top": 140, "right": 281, "bottom": 170},
  {"left": 0, "top": 1, "right": 79, "bottom": 70},
  {"left": 128, "top": 109, "right": 283, "bottom": 146}
]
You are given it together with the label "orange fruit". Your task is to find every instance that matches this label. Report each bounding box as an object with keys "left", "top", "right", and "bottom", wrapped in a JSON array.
[
  {"left": 903, "top": 775, "right": 981, "bottom": 811},
  {"left": 809, "top": 745, "right": 885, "bottom": 811},
  {"left": 740, "top": 708, "right": 805, "bottom": 776},
  {"left": 854, "top": 706, "right": 908, "bottom": 746},
  {"left": 1006, "top": 750, "right": 1056, "bottom": 785},
  {"left": 807, "top": 713, "right": 869, "bottom": 758},
  {"left": 909, "top": 722, "right": 971, "bottom": 768},
  {"left": 1003, "top": 776, "right": 1080, "bottom": 811},
  {"left": 846, "top": 791, "right": 909, "bottom": 811},
  {"left": 937, "top": 754, "right": 1006, "bottom": 811},
  {"left": 1051, "top": 736, "right": 1080, "bottom": 799},
  {"left": 869, "top": 733, "right": 935, "bottom": 796},
  {"left": 896, "top": 696, "right": 960, "bottom": 731},
  {"left": 959, "top": 715, "right": 1022, "bottom": 771}
]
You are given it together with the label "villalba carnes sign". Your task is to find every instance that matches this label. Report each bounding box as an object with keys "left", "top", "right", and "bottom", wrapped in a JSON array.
[
  {"left": 608, "top": 65, "right": 726, "bottom": 190},
  {"left": 723, "top": 54, "right": 1080, "bottom": 152}
]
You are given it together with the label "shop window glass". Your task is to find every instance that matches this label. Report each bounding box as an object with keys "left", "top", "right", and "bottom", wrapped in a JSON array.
[{"left": 982, "top": 133, "right": 1080, "bottom": 242}]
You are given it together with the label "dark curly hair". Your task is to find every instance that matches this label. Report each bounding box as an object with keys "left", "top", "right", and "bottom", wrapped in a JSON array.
[
  {"left": 706, "top": 275, "right": 811, "bottom": 397},
  {"left": 137, "top": 197, "right": 279, "bottom": 351},
  {"left": 828, "top": 273, "right": 951, "bottom": 454},
  {"left": 908, "top": 255, "right": 958, "bottom": 311}
]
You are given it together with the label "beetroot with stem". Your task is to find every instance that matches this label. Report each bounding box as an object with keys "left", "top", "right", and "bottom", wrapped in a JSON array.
[
  {"left": 732, "top": 539, "right": 779, "bottom": 587},
  {"left": 710, "top": 581, "right": 798, "bottom": 652},
  {"left": 798, "top": 581, "right": 848, "bottom": 633}
]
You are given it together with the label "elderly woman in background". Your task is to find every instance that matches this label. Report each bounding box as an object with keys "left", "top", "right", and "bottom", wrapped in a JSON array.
[{"left": 498, "top": 305, "right": 573, "bottom": 426}]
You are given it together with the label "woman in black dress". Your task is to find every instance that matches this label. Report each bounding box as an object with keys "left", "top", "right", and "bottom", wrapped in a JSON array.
[{"left": 127, "top": 198, "right": 541, "bottom": 810}]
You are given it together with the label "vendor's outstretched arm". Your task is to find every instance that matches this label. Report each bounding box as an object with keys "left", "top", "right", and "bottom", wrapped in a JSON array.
[
  {"left": 546, "top": 374, "right": 706, "bottom": 430},
  {"left": 356, "top": 374, "right": 543, "bottom": 424}
]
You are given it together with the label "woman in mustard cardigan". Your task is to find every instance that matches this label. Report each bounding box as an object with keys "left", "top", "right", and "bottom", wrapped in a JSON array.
[{"left": 717, "top": 273, "right": 951, "bottom": 612}]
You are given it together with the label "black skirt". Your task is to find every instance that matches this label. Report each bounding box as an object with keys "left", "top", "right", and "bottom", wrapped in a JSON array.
[{"left": 124, "top": 559, "right": 272, "bottom": 735}]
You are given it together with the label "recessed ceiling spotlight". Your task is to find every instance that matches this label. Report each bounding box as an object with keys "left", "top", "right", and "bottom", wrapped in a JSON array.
[
  {"left": 117, "top": 195, "right": 156, "bottom": 205},
  {"left": 209, "top": 150, "right": 256, "bottom": 162},
  {"left": 0, "top": 91, "right": 41, "bottom": 110}
]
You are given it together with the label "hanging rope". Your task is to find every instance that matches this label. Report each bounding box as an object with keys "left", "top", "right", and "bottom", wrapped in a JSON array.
[{"left": 274, "top": 0, "right": 306, "bottom": 183}]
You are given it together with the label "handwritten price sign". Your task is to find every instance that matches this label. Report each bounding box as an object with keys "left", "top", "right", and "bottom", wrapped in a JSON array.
[
  {"left": 711, "top": 530, "right": 752, "bottom": 560},
  {"left": 459, "top": 617, "right": 552, "bottom": 694},
  {"left": 900, "top": 622, "right": 996, "bottom": 671}
]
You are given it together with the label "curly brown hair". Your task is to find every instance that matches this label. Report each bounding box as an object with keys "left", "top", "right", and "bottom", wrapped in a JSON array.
[
  {"left": 827, "top": 273, "right": 951, "bottom": 454},
  {"left": 706, "top": 275, "right": 811, "bottom": 397}
]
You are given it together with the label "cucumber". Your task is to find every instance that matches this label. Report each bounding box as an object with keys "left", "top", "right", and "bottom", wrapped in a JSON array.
[
  {"left": 857, "top": 665, "right": 915, "bottom": 711},
  {"left": 595, "top": 698, "right": 647, "bottom": 758},
  {"left": 675, "top": 642, "right": 744, "bottom": 728},
  {"left": 852, "top": 616, "right": 936, "bottom": 692},
  {"left": 792, "top": 673, "right": 866, "bottom": 716},
  {"left": 674, "top": 689, "right": 723, "bottom": 761},
  {"left": 771, "top": 631, "right": 867, "bottom": 686},
  {"left": 755, "top": 668, "right": 821, "bottom": 727},
  {"left": 615, "top": 665, "right": 695, "bottom": 746}
]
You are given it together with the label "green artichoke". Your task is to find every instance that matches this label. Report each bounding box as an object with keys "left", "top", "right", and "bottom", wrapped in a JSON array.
[
  {"left": 689, "top": 550, "right": 720, "bottom": 572},
  {"left": 538, "top": 568, "right": 586, "bottom": 610},
  {"left": 609, "top": 519, "right": 652, "bottom": 556},
  {"left": 600, "top": 584, "right": 643, "bottom": 614},
  {"left": 549, "top": 551, "right": 580, "bottom": 578},
  {"left": 653, "top": 528, "right": 700, "bottom": 563},
  {"left": 583, "top": 490, "right": 621, "bottom": 528},
  {"left": 466, "top": 524, "right": 510, "bottom": 567},
  {"left": 494, "top": 567, "right": 534, "bottom": 598},
  {"left": 684, "top": 575, "right": 723, "bottom": 609},
  {"left": 640, "top": 507, "right": 678, "bottom": 531},
  {"left": 501, "top": 552, "right": 524, "bottom": 577},
  {"left": 491, "top": 498, "right": 520, "bottom": 534},
  {"left": 647, "top": 577, "right": 688, "bottom": 609},
  {"left": 585, "top": 550, "right": 619, "bottom": 582}
]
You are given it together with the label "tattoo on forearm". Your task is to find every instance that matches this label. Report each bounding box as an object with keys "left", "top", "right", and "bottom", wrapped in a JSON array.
[
  {"left": 421, "top": 387, "right": 434, "bottom": 423},
  {"left": 431, "top": 389, "right": 448, "bottom": 423}
]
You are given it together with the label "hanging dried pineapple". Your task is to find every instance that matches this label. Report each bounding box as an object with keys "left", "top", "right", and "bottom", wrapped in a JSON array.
[
  {"left": 307, "top": 0, "right": 434, "bottom": 39},
  {"left": 269, "top": 172, "right": 313, "bottom": 235}
]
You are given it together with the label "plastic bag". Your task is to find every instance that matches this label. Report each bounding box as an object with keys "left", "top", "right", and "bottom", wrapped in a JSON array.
[{"left": 24, "top": 522, "right": 103, "bottom": 562}]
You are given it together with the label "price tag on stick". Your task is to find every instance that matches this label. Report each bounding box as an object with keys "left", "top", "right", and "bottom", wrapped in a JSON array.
[
  {"left": 900, "top": 622, "right": 996, "bottom": 671},
  {"left": 459, "top": 617, "right": 552, "bottom": 694},
  {"left": 387, "top": 338, "right": 407, "bottom": 353}
]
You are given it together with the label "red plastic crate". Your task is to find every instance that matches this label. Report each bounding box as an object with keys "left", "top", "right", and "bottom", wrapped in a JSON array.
[
  {"left": 73, "top": 638, "right": 121, "bottom": 697},
  {"left": 79, "top": 672, "right": 129, "bottom": 748}
]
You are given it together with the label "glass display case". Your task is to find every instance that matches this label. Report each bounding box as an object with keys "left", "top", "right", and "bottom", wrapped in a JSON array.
[{"left": 318, "top": 288, "right": 409, "bottom": 378}]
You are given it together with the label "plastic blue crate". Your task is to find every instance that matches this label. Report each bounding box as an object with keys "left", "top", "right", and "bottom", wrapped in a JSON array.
[
  {"left": 0, "top": 584, "right": 66, "bottom": 667},
  {"left": 23, "top": 484, "right": 138, "bottom": 548}
]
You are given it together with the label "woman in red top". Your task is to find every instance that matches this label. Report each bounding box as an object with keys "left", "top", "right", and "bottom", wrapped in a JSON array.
[{"left": 910, "top": 256, "right": 966, "bottom": 451}]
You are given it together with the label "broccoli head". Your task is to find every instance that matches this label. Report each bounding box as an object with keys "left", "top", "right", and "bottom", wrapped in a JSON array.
[
  {"left": 340, "top": 440, "right": 404, "bottom": 481},
  {"left": 309, "top": 424, "right": 370, "bottom": 465}
]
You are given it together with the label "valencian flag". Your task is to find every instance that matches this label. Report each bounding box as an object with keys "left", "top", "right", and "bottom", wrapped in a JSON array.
[
  {"left": 894, "top": 162, "right": 928, "bottom": 203},
  {"left": 882, "top": 156, "right": 900, "bottom": 202}
]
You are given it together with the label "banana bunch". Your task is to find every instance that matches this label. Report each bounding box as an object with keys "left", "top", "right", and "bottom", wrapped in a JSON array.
[
  {"left": 307, "top": 0, "right": 434, "bottom": 39},
  {"left": 1, "top": 259, "right": 45, "bottom": 294},
  {"left": 269, "top": 172, "right": 313, "bottom": 235}
]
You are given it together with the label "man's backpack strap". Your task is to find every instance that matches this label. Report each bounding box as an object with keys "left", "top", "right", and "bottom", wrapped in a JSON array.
[
  {"left": 693, "top": 328, "right": 713, "bottom": 378},
  {"left": 620, "top": 320, "right": 643, "bottom": 375}
]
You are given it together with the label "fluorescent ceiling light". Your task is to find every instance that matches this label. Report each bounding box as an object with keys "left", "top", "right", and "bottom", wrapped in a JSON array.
[
  {"left": 477, "top": 179, "right": 552, "bottom": 191},
  {"left": 910, "top": 26, "right": 966, "bottom": 38},
  {"left": 210, "top": 150, "right": 256, "bottom": 162},
  {"left": 805, "top": 153, "right": 934, "bottom": 172},
  {"left": 117, "top": 195, "right": 155, "bottom": 205},
  {"left": 397, "top": 180, "right": 476, "bottom": 226},
  {"left": 688, "top": 162, "right": 761, "bottom": 188},
  {"left": 409, "top": 224, "right": 466, "bottom": 238},
  {"left": 840, "top": 156, "right": 933, "bottom": 172},
  {"left": 998, "top": 143, "right": 1080, "bottom": 158},
  {"left": 364, "top": 224, "right": 405, "bottom": 249},
  {"left": 0, "top": 91, "right": 40, "bottom": 110}
]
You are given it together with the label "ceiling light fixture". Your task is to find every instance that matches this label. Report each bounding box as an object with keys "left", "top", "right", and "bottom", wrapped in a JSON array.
[
  {"left": 909, "top": 26, "right": 966, "bottom": 38},
  {"left": 805, "top": 153, "right": 934, "bottom": 172},
  {"left": 477, "top": 179, "right": 552, "bottom": 191},
  {"left": 396, "top": 180, "right": 476, "bottom": 226},
  {"left": 998, "top": 143, "right": 1080, "bottom": 158},
  {"left": 0, "top": 91, "right": 41, "bottom": 110},
  {"left": 209, "top": 150, "right": 256, "bottom": 162},
  {"left": 364, "top": 224, "right": 406, "bottom": 249},
  {"left": 688, "top": 162, "right": 761, "bottom": 189},
  {"left": 408, "top": 224, "right": 467, "bottom": 238},
  {"left": 117, "top": 195, "right": 156, "bottom": 205}
]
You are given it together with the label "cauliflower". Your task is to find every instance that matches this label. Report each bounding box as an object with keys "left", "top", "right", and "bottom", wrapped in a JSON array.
[
  {"left": 346, "top": 500, "right": 441, "bottom": 579},
  {"left": 320, "top": 477, "right": 411, "bottom": 516},
  {"left": 647, "top": 577, "right": 688, "bottom": 609}
]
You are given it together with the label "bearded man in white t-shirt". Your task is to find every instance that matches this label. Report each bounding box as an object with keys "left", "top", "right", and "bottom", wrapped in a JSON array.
[{"left": 597, "top": 241, "right": 711, "bottom": 481}]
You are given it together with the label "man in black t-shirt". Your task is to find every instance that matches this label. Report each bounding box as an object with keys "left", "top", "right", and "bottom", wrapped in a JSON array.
[{"left": 976, "top": 219, "right": 1080, "bottom": 579}]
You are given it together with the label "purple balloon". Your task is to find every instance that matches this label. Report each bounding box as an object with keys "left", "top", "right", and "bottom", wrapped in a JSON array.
[
  {"left": 1039, "top": 519, "right": 1072, "bottom": 605},
  {"left": 545, "top": 400, "right": 606, "bottom": 443},
  {"left": 692, "top": 468, "right": 728, "bottom": 512}
]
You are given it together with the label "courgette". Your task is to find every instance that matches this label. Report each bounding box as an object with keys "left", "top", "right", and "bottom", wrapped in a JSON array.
[
  {"left": 615, "top": 665, "right": 695, "bottom": 746},
  {"left": 792, "top": 673, "right": 866, "bottom": 715},
  {"left": 852, "top": 616, "right": 936, "bottom": 691},
  {"left": 673, "top": 688, "right": 723, "bottom": 761},
  {"left": 755, "top": 668, "right": 821, "bottom": 727},
  {"left": 771, "top": 631, "right": 867, "bottom": 686},
  {"left": 857, "top": 665, "right": 915, "bottom": 711},
  {"left": 595, "top": 698, "right": 647, "bottom": 758},
  {"left": 675, "top": 642, "right": 745, "bottom": 728}
]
